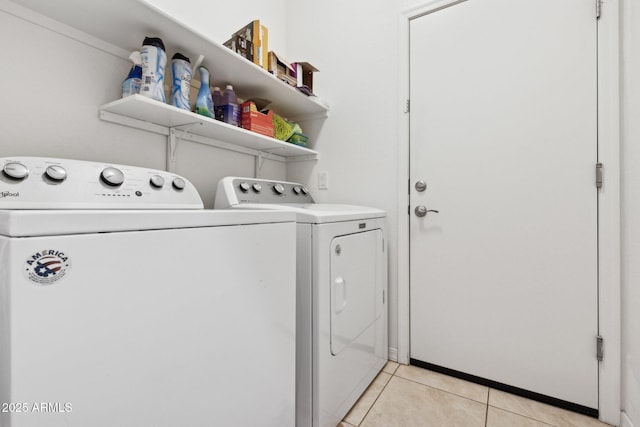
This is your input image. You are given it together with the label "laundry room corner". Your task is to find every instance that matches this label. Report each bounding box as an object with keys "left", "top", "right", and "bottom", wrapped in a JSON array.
[
  {"left": 286, "top": 0, "right": 403, "bottom": 360},
  {"left": 3, "top": 0, "right": 640, "bottom": 425}
]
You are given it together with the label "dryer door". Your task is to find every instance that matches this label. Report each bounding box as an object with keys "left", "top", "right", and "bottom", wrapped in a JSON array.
[{"left": 330, "top": 229, "right": 384, "bottom": 356}]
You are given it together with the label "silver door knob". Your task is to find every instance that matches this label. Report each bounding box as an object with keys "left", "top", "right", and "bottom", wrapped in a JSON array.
[
  {"left": 415, "top": 180, "right": 427, "bottom": 192},
  {"left": 415, "top": 206, "right": 439, "bottom": 217}
]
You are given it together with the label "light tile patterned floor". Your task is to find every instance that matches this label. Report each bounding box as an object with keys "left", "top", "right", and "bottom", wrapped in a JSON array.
[{"left": 339, "top": 362, "right": 613, "bottom": 427}]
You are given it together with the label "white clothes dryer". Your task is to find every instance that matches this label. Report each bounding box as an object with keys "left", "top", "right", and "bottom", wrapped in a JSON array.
[
  {"left": 0, "top": 158, "right": 297, "bottom": 427},
  {"left": 215, "top": 177, "right": 388, "bottom": 427}
]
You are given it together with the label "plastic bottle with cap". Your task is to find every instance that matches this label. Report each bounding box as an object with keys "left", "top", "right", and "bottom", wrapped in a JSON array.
[
  {"left": 139, "top": 37, "right": 167, "bottom": 102},
  {"left": 221, "top": 85, "right": 239, "bottom": 126},
  {"left": 122, "top": 51, "right": 142, "bottom": 98},
  {"left": 194, "top": 66, "right": 213, "bottom": 118},
  {"left": 121, "top": 65, "right": 142, "bottom": 98},
  {"left": 212, "top": 87, "right": 223, "bottom": 121},
  {"left": 170, "top": 53, "right": 192, "bottom": 110}
]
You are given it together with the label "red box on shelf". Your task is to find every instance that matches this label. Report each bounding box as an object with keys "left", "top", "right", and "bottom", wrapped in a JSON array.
[{"left": 241, "top": 101, "right": 274, "bottom": 138}]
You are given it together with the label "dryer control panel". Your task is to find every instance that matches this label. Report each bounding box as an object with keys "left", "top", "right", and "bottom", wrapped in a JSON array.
[
  {"left": 216, "top": 177, "right": 315, "bottom": 206},
  {"left": 0, "top": 157, "right": 203, "bottom": 209}
]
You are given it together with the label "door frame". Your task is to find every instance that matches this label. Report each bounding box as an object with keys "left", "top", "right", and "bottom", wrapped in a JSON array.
[{"left": 395, "top": 0, "right": 621, "bottom": 424}]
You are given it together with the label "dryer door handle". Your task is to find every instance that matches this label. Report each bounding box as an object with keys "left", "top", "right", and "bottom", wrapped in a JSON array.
[{"left": 334, "top": 277, "right": 347, "bottom": 314}]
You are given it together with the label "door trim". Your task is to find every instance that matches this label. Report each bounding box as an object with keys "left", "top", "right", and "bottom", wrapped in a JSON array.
[{"left": 396, "top": 0, "right": 621, "bottom": 424}]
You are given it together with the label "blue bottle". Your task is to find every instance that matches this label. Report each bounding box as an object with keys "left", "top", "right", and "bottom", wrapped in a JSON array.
[
  {"left": 121, "top": 65, "right": 142, "bottom": 98},
  {"left": 139, "top": 37, "right": 167, "bottom": 103},
  {"left": 170, "top": 53, "right": 192, "bottom": 110},
  {"left": 195, "top": 67, "right": 213, "bottom": 118}
]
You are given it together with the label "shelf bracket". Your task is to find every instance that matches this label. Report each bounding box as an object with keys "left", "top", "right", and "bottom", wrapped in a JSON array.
[
  {"left": 174, "top": 120, "right": 205, "bottom": 133},
  {"left": 167, "top": 128, "right": 178, "bottom": 172},
  {"left": 98, "top": 110, "right": 169, "bottom": 136}
]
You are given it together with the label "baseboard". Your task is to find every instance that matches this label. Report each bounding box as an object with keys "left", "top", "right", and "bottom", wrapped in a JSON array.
[
  {"left": 622, "top": 411, "right": 636, "bottom": 427},
  {"left": 388, "top": 347, "right": 398, "bottom": 362}
]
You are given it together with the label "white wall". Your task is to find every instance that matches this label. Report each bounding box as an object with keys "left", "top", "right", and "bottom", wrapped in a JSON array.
[
  {"left": 621, "top": 0, "right": 640, "bottom": 425},
  {"left": 0, "top": 1, "right": 287, "bottom": 208},
  {"left": 286, "top": 0, "right": 402, "bottom": 355},
  {"left": 147, "top": 0, "right": 289, "bottom": 57}
]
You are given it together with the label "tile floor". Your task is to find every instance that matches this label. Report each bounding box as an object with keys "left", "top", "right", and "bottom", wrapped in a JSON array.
[{"left": 339, "top": 362, "right": 613, "bottom": 427}]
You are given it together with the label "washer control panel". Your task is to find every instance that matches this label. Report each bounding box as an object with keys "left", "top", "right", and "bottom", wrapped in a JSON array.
[
  {"left": 215, "top": 177, "right": 314, "bottom": 207},
  {"left": 0, "top": 157, "right": 203, "bottom": 209}
]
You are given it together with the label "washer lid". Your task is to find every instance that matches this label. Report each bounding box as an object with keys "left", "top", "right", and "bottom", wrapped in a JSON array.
[
  {"left": 231, "top": 203, "right": 386, "bottom": 224},
  {"left": 0, "top": 209, "right": 296, "bottom": 237}
]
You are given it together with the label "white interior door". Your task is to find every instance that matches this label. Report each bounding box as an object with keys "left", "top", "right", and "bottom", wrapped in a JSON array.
[{"left": 409, "top": 0, "right": 598, "bottom": 411}]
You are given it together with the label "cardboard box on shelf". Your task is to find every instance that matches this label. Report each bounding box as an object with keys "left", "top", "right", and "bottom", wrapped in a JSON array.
[
  {"left": 229, "top": 20, "right": 268, "bottom": 69},
  {"left": 268, "top": 52, "right": 297, "bottom": 87},
  {"left": 241, "top": 101, "right": 274, "bottom": 138},
  {"left": 292, "top": 62, "right": 319, "bottom": 94},
  {"left": 223, "top": 35, "right": 253, "bottom": 63}
]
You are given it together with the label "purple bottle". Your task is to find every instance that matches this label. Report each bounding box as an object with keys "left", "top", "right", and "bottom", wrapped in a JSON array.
[{"left": 221, "top": 85, "right": 239, "bottom": 126}]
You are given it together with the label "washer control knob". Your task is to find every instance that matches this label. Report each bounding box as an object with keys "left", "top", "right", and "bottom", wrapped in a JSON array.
[
  {"left": 172, "top": 177, "right": 186, "bottom": 191},
  {"left": 301, "top": 186, "right": 309, "bottom": 195},
  {"left": 100, "top": 167, "right": 125, "bottom": 187},
  {"left": 3, "top": 162, "right": 29, "bottom": 180},
  {"left": 252, "top": 183, "right": 262, "bottom": 193},
  {"left": 149, "top": 175, "right": 165, "bottom": 188},
  {"left": 239, "top": 182, "right": 250, "bottom": 193},
  {"left": 292, "top": 186, "right": 301, "bottom": 195},
  {"left": 45, "top": 165, "right": 67, "bottom": 182},
  {"left": 273, "top": 183, "right": 285, "bottom": 195}
]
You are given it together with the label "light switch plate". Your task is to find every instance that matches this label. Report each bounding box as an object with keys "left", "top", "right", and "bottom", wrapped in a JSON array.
[{"left": 318, "top": 171, "right": 329, "bottom": 190}]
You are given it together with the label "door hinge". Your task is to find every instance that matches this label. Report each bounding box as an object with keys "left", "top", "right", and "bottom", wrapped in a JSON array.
[
  {"left": 596, "top": 0, "right": 602, "bottom": 19},
  {"left": 405, "top": 99, "right": 410, "bottom": 113},
  {"left": 596, "top": 335, "right": 604, "bottom": 361},
  {"left": 596, "top": 163, "right": 603, "bottom": 189}
]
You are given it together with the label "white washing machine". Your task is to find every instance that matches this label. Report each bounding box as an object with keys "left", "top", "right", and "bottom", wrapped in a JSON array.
[
  {"left": 215, "top": 177, "right": 388, "bottom": 427},
  {"left": 0, "top": 157, "right": 297, "bottom": 427}
]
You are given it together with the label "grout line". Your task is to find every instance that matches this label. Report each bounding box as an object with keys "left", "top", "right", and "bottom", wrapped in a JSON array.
[
  {"left": 392, "top": 373, "right": 488, "bottom": 406},
  {"left": 484, "top": 390, "right": 490, "bottom": 426},
  {"left": 352, "top": 364, "right": 403, "bottom": 426},
  {"left": 355, "top": 373, "right": 394, "bottom": 426},
  {"left": 486, "top": 403, "right": 557, "bottom": 427}
]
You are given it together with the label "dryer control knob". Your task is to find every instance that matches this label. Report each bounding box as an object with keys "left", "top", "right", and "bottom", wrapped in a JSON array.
[
  {"left": 45, "top": 165, "right": 67, "bottom": 182},
  {"left": 301, "top": 186, "right": 309, "bottom": 195},
  {"left": 172, "top": 177, "right": 186, "bottom": 191},
  {"left": 100, "top": 167, "right": 125, "bottom": 187},
  {"left": 3, "top": 162, "right": 29, "bottom": 180},
  {"left": 273, "top": 183, "right": 285, "bottom": 195},
  {"left": 252, "top": 183, "right": 262, "bottom": 193},
  {"left": 292, "top": 186, "right": 301, "bottom": 195},
  {"left": 149, "top": 175, "right": 165, "bottom": 188},
  {"left": 239, "top": 182, "right": 250, "bottom": 193}
]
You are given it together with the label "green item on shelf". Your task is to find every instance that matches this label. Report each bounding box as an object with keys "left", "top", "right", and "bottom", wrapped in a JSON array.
[
  {"left": 288, "top": 132, "right": 308, "bottom": 147},
  {"left": 272, "top": 113, "right": 294, "bottom": 141}
]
